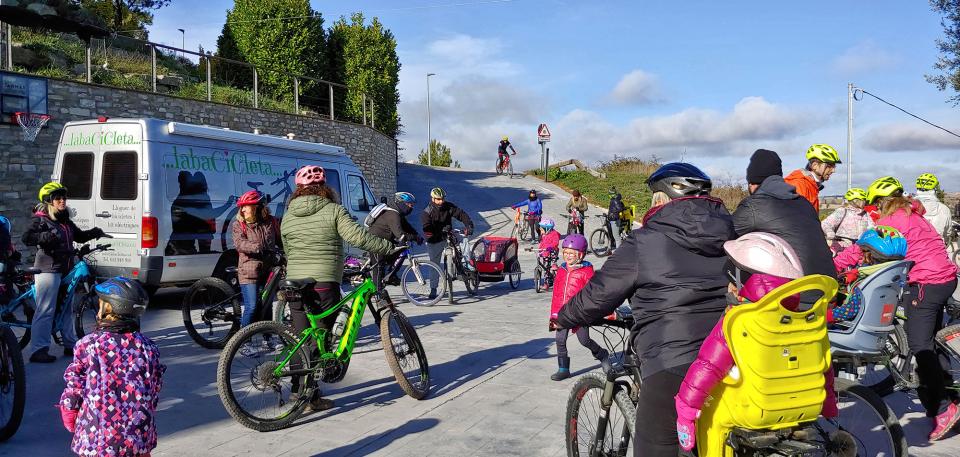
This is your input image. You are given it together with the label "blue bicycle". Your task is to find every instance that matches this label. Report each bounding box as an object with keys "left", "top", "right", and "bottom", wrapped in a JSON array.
[{"left": 0, "top": 243, "right": 111, "bottom": 348}]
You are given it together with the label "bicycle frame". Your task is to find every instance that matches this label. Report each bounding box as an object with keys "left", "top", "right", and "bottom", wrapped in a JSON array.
[{"left": 0, "top": 249, "right": 99, "bottom": 333}]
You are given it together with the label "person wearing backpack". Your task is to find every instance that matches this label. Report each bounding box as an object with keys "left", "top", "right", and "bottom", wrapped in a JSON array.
[{"left": 367, "top": 192, "right": 423, "bottom": 296}]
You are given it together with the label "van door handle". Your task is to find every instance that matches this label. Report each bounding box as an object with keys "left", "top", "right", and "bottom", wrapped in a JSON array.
[{"left": 95, "top": 211, "right": 112, "bottom": 218}]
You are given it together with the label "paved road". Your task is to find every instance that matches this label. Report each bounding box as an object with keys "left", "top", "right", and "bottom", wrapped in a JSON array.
[{"left": 6, "top": 163, "right": 960, "bottom": 456}]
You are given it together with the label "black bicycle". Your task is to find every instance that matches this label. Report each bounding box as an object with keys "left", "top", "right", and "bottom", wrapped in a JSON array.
[
  {"left": 441, "top": 227, "right": 479, "bottom": 303},
  {"left": 182, "top": 254, "right": 286, "bottom": 349},
  {"left": 589, "top": 214, "right": 629, "bottom": 257},
  {"left": 526, "top": 248, "right": 558, "bottom": 293},
  {"left": 0, "top": 325, "right": 24, "bottom": 441}
]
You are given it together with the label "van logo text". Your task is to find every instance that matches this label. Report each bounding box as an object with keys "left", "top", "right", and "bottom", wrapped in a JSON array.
[
  {"left": 64, "top": 131, "right": 141, "bottom": 146},
  {"left": 163, "top": 146, "right": 280, "bottom": 176}
]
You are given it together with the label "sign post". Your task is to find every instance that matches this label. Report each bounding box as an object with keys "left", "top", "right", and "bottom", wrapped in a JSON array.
[{"left": 537, "top": 123, "right": 551, "bottom": 178}]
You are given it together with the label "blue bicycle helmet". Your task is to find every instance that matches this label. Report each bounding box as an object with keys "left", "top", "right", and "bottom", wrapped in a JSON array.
[
  {"left": 856, "top": 226, "right": 907, "bottom": 262},
  {"left": 95, "top": 276, "right": 149, "bottom": 317},
  {"left": 0, "top": 215, "right": 10, "bottom": 235},
  {"left": 646, "top": 162, "right": 712, "bottom": 199},
  {"left": 538, "top": 217, "right": 555, "bottom": 230},
  {"left": 394, "top": 192, "right": 416, "bottom": 204}
]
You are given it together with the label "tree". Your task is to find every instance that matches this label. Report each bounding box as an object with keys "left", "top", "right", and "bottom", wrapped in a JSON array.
[
  {"left": 927, "top": 1, "right": 960, "bottom": 104},
  {"left": 327, "top": 13, "right": 401, "bottom": 137},
  {"left": 418, "top": 140, "right": 461, "bottom": 168},
  {"left": 216, "top": 0, "right": 326, "bottom": 102}
]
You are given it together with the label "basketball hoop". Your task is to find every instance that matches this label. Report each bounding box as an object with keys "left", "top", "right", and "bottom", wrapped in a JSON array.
[{"left": 14, "top": 112, "right": 52, "bottom": 142}]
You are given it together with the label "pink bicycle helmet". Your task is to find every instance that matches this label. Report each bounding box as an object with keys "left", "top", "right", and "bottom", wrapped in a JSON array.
[
  {"left": 236, "top": 190, "right": 264, "bottom": 207},
  {"left": 723, "top": 232, "right": 802, "bottom": 279},
  {"left": 561, "top": 234, "right": 588, "bottom": 252},
  {"left": 295, "top": 165, "right": 325, "bottom": 186}
]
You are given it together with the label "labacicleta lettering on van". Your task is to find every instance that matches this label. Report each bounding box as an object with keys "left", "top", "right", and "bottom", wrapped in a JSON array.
[
  {"left": 63, "top": 131, "right": 141, "bottom": 146},
  {"left": 163, "top": 146, "right": 282, "bottom": 177}
]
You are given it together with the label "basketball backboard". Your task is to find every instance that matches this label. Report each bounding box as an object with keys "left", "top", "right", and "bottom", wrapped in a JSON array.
[{"left": 0, "top": 71, "right": 47, "bottom": 123}]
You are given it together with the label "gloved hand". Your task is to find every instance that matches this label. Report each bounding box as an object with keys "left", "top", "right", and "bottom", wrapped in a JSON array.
[
  {"left": 675, "top": 398, "right": 700, "bottom": 452},
  {"left": 89, "top": 227, "right": 106, "bottom": 239},
  {"left": 60, "top": 406, "right": 78, "bottom": 433},
  {"left": 463, "top": 228, "right": 472, "bottom": 236}
]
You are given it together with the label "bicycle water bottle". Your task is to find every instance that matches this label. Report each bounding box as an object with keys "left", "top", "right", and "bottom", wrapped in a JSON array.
[{"left": 332, "top": 306, "right": 349, "bottom": 337}]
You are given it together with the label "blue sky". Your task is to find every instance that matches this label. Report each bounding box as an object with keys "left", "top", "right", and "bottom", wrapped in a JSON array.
[{"left": 147, "top": 1, "right": 960, "bottom": 193}]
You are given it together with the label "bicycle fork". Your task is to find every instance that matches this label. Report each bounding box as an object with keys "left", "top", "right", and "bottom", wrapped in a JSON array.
[{"left": 590, "top": 373, "right": 630, "bottom": 457}]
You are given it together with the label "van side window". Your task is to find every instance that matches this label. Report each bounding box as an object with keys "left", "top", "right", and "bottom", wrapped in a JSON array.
[
  {"left": 101, "top": 151, "right": 138, "bottom": 200},
  {"left": 347, "top": 175, "right": 372, "bottom": 212},
  {"left": 325, "top": 169, "right": 341, "bottom": 203},
  {"left": 60, "top": 152, "right": 94, "bottom": 200}
]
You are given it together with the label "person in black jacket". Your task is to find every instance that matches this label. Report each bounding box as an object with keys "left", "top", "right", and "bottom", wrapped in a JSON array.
[
  {"left": 22, "top": 182, "right": 107, "bottom": 363},
  {"left": 607, "top": 188, "right": 626, "bottom": 246},
  {"left": 732, "top": 149, "right": 835, "bottom": 280},
  {"left": 369, "top": 192, "right": 422, "bottom": 294},
  {"left": 421, "top": 187, "right": 474, "bottom": 299},
  {"left": 557, "top": 163, "right": 736, "bottom": 457}
]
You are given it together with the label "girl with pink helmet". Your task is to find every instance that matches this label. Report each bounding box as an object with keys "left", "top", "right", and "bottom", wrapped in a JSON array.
[{"left": 673, "top": 232, "right": 838, "bottom": 452}]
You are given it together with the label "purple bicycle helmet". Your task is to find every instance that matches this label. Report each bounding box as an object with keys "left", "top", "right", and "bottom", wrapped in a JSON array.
[{"left": 561, "top": 234, "right": 588, "bottom": 252}]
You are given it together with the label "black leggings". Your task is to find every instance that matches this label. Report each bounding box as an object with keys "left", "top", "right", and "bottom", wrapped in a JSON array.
[
  {"left": 904, "top": 279, "right": 959, "bottom": 416},
  {"left": 555, "top": 328, "right": 603, "bottom": 359},
  {"left": 634, "top": 366, "right": 688, "bottom": 457},
  {"left": 289, "top": 282, "right": 341, "bottom": 397},
  {"left": 527, "top": 215, "right": 541, "bottom": 241}
]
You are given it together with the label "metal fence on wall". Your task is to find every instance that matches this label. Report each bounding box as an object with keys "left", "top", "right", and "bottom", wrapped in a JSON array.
[{"left": 0, "top": 23, "right": 380, "bottom": 130}]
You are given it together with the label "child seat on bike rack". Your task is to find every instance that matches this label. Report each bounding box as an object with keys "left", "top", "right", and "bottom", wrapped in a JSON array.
[
  {"left": 828, "top": 260, "right": 913, "bottom": 357},
  {"left": 697, "top": 275, "right": 837, "bottom": 457}
]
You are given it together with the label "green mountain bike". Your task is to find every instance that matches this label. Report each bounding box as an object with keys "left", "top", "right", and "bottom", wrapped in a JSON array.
[{"left": 216, "top": 255, "right": 430, "bottom": 431}]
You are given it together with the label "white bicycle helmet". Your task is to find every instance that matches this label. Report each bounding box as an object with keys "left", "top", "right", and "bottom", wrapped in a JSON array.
[{"left": 723, "top": 232, "right": 803, "bottom": 279}]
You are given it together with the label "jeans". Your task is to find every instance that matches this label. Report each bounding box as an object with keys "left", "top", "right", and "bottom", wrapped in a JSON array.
[
  {"left": 426, "top": 242, "right": 445, "bottom": 289},
  {"left": 239, "top": 283, "right": 258, "bottom": 327},
  {"left": 555, "top": 328, "right": 603, "bottom": 359},
  {"left": 31, "top": 272, "right": 76, "bottom": 353}
]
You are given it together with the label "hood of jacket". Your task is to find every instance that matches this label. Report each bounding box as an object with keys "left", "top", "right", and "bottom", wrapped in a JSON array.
[
  {"left": 756, "top": 175, "right": 802, "bottom": 201},
  {"left": 287, "top": 195, "right": 332, "bottom": 218},
  {"left": 642, "top": 196, "right": 736, "bottom": 257},
  {"left": 915, "top": 191, "right": 947, "bottom": 218}
]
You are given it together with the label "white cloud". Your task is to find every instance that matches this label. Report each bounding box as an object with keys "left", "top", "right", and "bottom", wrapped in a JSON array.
[
  {"left": 606, "top": 70, "right": 664, "bottom": 105},
  {"left": 861, "top": 123, "right": 960, "bottom": 152},
  {"left": 831, "top": 41, "right": 899, "bottom": 76}
]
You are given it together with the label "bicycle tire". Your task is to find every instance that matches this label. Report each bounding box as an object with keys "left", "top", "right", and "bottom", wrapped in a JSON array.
[
  {"left": 827, "top": 378, "right": 908, "bottom": 457},
  {"left": 590, "top": 229, "right": 612, "bottom": 257},
  {"left": 519, "top": 221, "right": 531, "bottom": 241},
  {"left": 274, "top": 300, "right": 292, "bottom": 327},
  {"left": 182, "top": 278, "right": 241, "bottom": 349},
  {"left": 496, "top": 159, "right": 504, "bottom": 175},
  {"left": 0, "top": 326, "right": 25, "bottom": 441},
  {"left": 508, "top": 260, "right": 521, "bottom": 289},
  {"left": 565, "top": 371, "right": 635, "bottom": 457},
  {"left": 866, "top": 322, "right": 915, "bottom": 396},
  {"left": 11, "top": 297, "right": 34, "bottom": 350},
  {"left": 216, "top": 321, "right": 311, "bottom": 432},
  {"left": 401, "top": 260, "right": 445, "bottom": 307},
  {"left": 380, "top": 309, "right": 430, "bottom": 399},
  {"left": 534, "top": 267, "right": 544, "bottom": 293},
  {"left": 73, "top": 291, "right": 98, "bottom": 341}
]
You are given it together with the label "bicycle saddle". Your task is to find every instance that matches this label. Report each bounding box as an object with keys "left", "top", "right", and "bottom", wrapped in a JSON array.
[{"left": 281, "top": 278, "right": 317, "bottom": 290}]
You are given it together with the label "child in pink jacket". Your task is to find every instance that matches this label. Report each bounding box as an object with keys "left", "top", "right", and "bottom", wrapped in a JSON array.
[
  {"left": 548, "top": 234, "right": 608, "bottom": 381},
  {"left": 674, "top": 233, "right": 837, "bottom": 452}
]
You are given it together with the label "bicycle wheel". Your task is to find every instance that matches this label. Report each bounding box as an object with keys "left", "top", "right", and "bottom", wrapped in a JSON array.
[
  {"left": 182, "top": 278, "right": 241, "bottom": 349},
  {"left": 496, "top": 159, "right": 505, "bottom": 175},
  {"left": 590, "top": 228, "right": 612, "bottom": 257},
  {"left": 865, "top": 323, "right": 915, "bottom": 396},
  {"left": 401, "top": 260, "right": 444, "bottom": 307},
  {"left": 380, "top": 308, "right": 430, "bottom": 399},
  {"left": 0, "top": 327, "right": 25, "bottom": 441},
  {"left": 274, "top": 300, "right": 292, "bottom": 327},
  {"left": 519, "top": 221, "right": 531, "bottom": 241},
  {"left": 534, "top": 267, "right": 544, "bottom": 293},
  {"left": 73, "top": 291, "right": 98, "bottom": 340},
  {"left": 818, "top": 378, "right": 907, "bottom": 457},
  {"left": 217, "top": 321, "right": 311, "bottom": 432},
  {"left": 508, "top": 260, "right": 521, "bottom": 289},
  {"left": 565, "top": 371, "right": 635, "bottom": 457},
  {"left": 463, "top": 270, "right": 479, "bottom": 296}
]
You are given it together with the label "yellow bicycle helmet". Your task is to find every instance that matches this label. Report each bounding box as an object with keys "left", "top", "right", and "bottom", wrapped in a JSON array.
[
  {"left": 430, "top": 187, "right": 446, "bottom": 199},
  {"left": 916, "top": 173, "right": 939, "bottom": 191},
  {"left": 38, "top": 182, "right": 67, "bottom": 202},
  {"left": 806, "top": 144, "right": 841, "bottom": 164},
  {"left": 844, "top": 188, "right": 867, "bottom": 202},
  {"left": 502, "top": 136, "right": 509, "bottom": 142},
  {"left": 866, "top": 176, "right": 903, "bottom": 204}
]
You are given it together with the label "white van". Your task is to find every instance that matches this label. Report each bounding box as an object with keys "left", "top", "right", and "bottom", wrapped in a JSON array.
[{"left": 53, "top": 117, "right": 381, "bottom": 291}]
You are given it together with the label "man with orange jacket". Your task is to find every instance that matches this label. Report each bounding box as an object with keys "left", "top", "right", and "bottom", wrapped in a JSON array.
[{"left": 784, "top": 144, "right": 841, "bottom": 213}]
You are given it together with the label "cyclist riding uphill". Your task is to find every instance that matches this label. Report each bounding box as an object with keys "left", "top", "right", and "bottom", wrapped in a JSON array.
[
  {"left": 60, "top": 276, "right": 165, "bottom": 457},
  {"left": 22, "top": 182, "right": 108, "bottom": 363},
  {"left": 232, "top": 190, "right": 282, "bottom": 328},
  {"left": 733, "top": 149, "right": 835, "bottom": 280},
  {"left": 914, "top": 173, "right": 952, "bottom": 242},
  {"left": 512, "top": 190, "right": 543, "bottom": 243},
  {"left": 280, "top": 165, "right": 395, "bottom": 411},
  {"left": 497, "top": 135, "right": 517, "bottom": 168},
  {"left": 820, "top": 187, "right": 873, "bottom": 255},
  {"left": 548, "top": 234, "right": 607, "bottom": 381},
  {"left": 855, "top": 176, "right": 960, "bottom": 439},
  {"left": 421, "top": 187, "right": 474, "bottom": 299},
  {"left": 784, "top": 143, "right": 841, "bottom": 213},
  {"left": 830, "top": 226, "right": 907, "bottom": 323},
  {"left": 537, "top": 217, "right": 560, "bottom": 259},
  {"left": 674, "top": 233, "right": 838, "bottom": 452},
  {"left": 368, "top": 192, "right": 423, "bottom": 294},
  {"left": 556, "top": 162, "right": 736, "bottom": 456}
]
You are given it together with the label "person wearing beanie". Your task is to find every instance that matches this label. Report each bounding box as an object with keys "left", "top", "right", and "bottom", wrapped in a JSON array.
[{"left": 731, "top": 150, "right": 835, "bottom": 279}]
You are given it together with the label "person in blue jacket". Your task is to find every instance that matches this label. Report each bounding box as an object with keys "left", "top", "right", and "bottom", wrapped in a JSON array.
[{"left": 512, "top": 189, "right": 544, "bottom": 242}]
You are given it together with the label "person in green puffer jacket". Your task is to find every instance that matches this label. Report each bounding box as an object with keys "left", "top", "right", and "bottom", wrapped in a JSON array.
[{"left": 280, "top": 165, "right": 395, "bottom": 412}]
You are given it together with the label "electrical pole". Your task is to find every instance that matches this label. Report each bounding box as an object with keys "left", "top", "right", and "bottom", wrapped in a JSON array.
[
  {"left": 847, "top": 83, "right": 854, "bottom": 190},
  {"left": 426, "top": 73, "right": 435, "bottom": 166}
]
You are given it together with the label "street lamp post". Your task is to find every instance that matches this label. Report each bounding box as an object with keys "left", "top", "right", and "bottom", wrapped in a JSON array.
[
  {"left": 426, "top": 73, "right": 435, "bottom": 166},
  {"left": 177, "top": 28, "right": 185, "bottom": 60}
]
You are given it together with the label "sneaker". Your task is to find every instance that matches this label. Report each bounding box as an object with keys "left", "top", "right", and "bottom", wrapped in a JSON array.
[
  {"left": 29, "top": 347, "right": 56, "bottom": 363},
  {"left": 929, "top": 402, "right": 960, "bottom": 441},
  {"left": 239, "top": 341, "right": 260, "bottom": 358}
]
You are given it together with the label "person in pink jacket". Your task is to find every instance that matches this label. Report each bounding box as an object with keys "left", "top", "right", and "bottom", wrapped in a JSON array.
[
  {"left": 863, "top": 176, "right": 960, "bottom": 440},
  {"left": 547, "top": 233, "right": 608, "bottom": 381},
  {"left": 674, "top": 233, "right": 837, "bottom": 452},
  {"left": 537, "top": 217, "right": 561, "bottom": 258}
]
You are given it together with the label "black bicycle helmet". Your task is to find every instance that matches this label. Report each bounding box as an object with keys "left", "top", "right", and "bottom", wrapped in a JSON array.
[
  {"left": 646, "top": 162, "right": 712, "bottom": 199},
  {"left": 94, "top": 276, "right": 149, "bottom": 317}
]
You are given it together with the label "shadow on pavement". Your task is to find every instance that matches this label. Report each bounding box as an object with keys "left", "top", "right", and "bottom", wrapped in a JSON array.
[{"left": 310, "top": 418, "right": 440, "bottom": 457}]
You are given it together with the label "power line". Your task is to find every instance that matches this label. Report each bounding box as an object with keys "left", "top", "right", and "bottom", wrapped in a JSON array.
[{"left": 855, "top": 87, "right": 960, "bottom": 140}]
